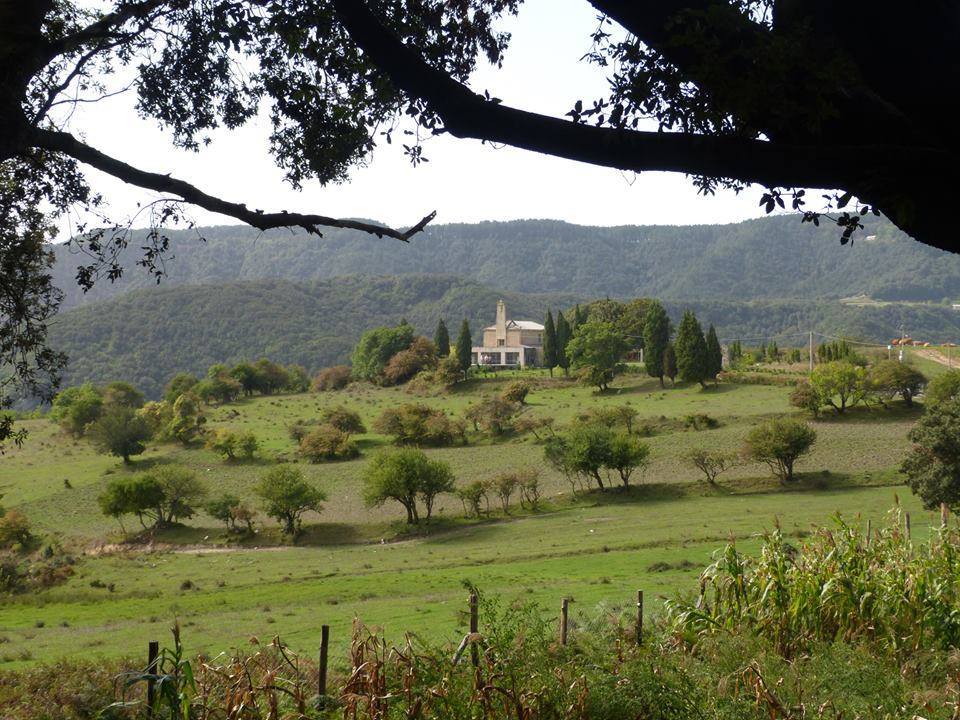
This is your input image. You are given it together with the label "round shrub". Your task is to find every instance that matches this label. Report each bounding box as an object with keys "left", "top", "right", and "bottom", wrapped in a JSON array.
[{"left": 299, "top": 424, "right": 360, "bottom": 462}]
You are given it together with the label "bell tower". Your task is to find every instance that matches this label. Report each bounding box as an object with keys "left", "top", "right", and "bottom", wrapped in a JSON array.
[{"left": 495, "top": 299, "right": 507, "bottom": 345}]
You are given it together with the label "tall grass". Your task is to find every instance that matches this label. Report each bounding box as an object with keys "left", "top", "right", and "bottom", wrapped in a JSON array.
[{"left": 667, "top": 506, "right": 960, "bottom": 655}]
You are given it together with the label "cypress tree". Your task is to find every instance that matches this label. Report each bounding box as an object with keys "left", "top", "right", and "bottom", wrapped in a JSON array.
[
  {"left": 455, "top": 319, "right": 472, "bottom": 378},
  {"left": 574, "top": 304, "right": 588, "bottom": 329},
  {"left": 555, "top": 311, "right": 571, "bottom": 375},
  {"left": 705, "top": 324, "right": 723, "bottom": 382},
  {"left": 663, "top": 343, "right": 678, "bottom": 385},
  {"left": 642, "top": 300, "right": 670, "bottom": 387},
  {"left": 675, "top": 310, "right": 709, "bottom": 388},
  {"left": 434, "top": 318, "right": 450, "bottom": 357},
  {"left": 542, "top": 310, "right": 558, "bottom": 376}
]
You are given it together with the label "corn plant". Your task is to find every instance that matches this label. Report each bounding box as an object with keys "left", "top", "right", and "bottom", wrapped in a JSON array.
[{"left": 667, "top": 507, "right": 960, "bottom": 656}]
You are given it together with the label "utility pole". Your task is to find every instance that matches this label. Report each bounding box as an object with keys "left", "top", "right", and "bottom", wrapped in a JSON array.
[
  {"left": 899, "top": 324, "right": 906, "bottom": 363},
  {"left": 808, "top": 331, "right": 814, "bottom": 372}
]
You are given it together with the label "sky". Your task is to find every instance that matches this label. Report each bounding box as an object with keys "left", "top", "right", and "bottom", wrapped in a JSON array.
[{"left": 58, "top": 0, "right": 767, "bottom": 238}]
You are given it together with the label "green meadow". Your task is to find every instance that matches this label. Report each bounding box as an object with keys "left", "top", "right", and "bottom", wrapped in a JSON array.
[{"left": 0, "top": 368, "right": 936, "bottom": 668}]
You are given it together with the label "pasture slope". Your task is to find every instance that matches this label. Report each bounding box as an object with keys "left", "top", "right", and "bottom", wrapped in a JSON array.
[{"left": 0, "top": 364, "right": 940, "bottom": 668}]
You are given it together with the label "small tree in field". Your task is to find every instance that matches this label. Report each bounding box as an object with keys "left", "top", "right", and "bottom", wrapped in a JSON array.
[
  {"left": 492, "top": 472, "right": 519, "bottom": 512},
  {"left": 566, "top": 321, "right": 629, "bottom": 392},
  {"left": 87, "top": 404, "right": 152, "bottom": 464},
  {"left": 744, "top": 418, "right": 817, "bottom": 483},
  {"left": 686, "top": 449, "right": 737, "bottom": 486},
  {"left": 206, "top": 493, "right": 243, "bottom": 531},
  {"left": 606, "top": 432, "right": 650, "bottom": 487},
  {"left": 870, "top": 360, "right": 926, "bottom": 407},
  {"left": 256, "top": 466, "right": 326, "bottom": 536},
  {"left": 362, "top": 448, "right": 454, "bottom": 523},
  {"left": 810, "top": 361, "right": 867, "bottom": 414},
  {"left": 456, "top": 480, "right": 489, "bottom": 518},
  {"left": 206, "top": 429, "right": 258, "bottom": 461},
  {"left": 901, "top": 397, "right": 960, "bottom": 512}
]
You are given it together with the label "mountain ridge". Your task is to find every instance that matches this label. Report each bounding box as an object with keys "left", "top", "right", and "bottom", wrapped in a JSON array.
[{"left": 50, "top": 214, "right": 960, "bottom": 309}]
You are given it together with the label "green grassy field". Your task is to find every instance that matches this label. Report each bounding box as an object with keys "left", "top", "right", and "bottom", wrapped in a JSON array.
[{"left": 0, "top": 370, "right": 933, "bottom": 668}]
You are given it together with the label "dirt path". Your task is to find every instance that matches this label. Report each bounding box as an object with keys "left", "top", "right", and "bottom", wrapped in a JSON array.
[{"left": 914, "top": 348, "right": 956, "bottom": 368}]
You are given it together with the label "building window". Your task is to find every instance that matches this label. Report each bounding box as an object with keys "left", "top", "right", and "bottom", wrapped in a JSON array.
[
  {"left": 497, "top": 339, "right": 505, "bottom": 347},
  {"left": 504, "top": 352, "right": 519, "bottom": 365}
]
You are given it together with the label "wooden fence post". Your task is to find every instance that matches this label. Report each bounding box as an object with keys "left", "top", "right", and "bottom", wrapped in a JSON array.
[
  {"left": 469, "top": 593, "right": 479, "bottom": 668},
  {"left": 942, "top": 502, "right": 949, "bottom": 528},
  {"left": 146, "top": 640, "right": 159, "bottom": 719},
  {"left": 866, "top": 518, "right": 872, "bottom": 546},
  {"left": 318, "top": 625, "right": 330, "bottom": 697},
  {"left": 636, "top": 590, "right": 644, "bottom": 646},
  {"left": 905, "top": 512, "right": 912, "bottom": 539},
  {"left": 560, "top": 598, "right": 569, "bottom": 645}
]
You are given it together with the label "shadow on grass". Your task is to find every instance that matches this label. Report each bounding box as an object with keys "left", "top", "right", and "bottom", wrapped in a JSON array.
[{"left": 812, "top": 403, "right": 922, "bottom": 425}]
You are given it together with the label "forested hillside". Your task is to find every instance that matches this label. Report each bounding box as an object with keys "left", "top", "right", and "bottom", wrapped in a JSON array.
[
  {"left": 48, "top": 275, "right": 580, "bottom": 399},
  {"left": 46, "top": 273, "right": 960, "bottom": 401},
  {"left": 51, "top": 214, "right": 960, "bottom": 308}
]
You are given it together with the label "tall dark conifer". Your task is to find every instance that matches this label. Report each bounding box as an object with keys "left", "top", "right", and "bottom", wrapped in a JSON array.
[
  {"left": 643, "top": 300, "right": 670, "bottom": 387},
  {"left": 455, "top": 319, "right": 472, "bottom": 378},
  {"left": 542, "top": 310, "right": 558, "bottom": 376},
  {"left": 434, "top": 318, "right": 450, "bottom": 357},
  {"left": 705, "top": 324, "right": 723, "bottom": 382},
  {"left": 675, "top": 310, "right": 709, "bottom": 388},
  {"left": 555, "top": 311, "right": 571, "bottom": 375}
]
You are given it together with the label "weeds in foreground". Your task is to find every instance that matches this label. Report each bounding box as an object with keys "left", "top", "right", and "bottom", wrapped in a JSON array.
[{"left": 667, "top": 506, "right": 960, "bottom": 656}]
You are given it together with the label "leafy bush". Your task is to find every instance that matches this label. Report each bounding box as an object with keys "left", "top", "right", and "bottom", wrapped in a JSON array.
[
  {"left": 500, "top": 380, "right": 530, "bottom": 404},
  {"left": 381, "top": 336, "right": 437, "bottom": 386},
  {"left": 374, "top": 403, "right": 463, "bottom": 446},
  {"left": 351, "top": 323, "right": 416, "bottom": 382},
  {"left": 298, "top": 424, "right": 359, "bottom": 462},
  {"left": 464, "top": 398, "right": 519, "bottom": 435},
  {"left": 86, "top": 404, "right": 152, "bottom": 463},
  {"left": 744, "top": 417, "right": 816, "bottom": 482},
  {"left": 205, "top": 429, "right": 259, "bottom": 461},
  {"left": 319, "top": 405, "right": 366, "bottom": 434},
  {"left": 788, "top": 381, "right": 821, "bottom": 416},
  {"left": 923, "top": 369, "right": 960, "bottom": 408},
  {"left": 49, "top": 383, "right": 103, "bottom": 437},
  {"left": 311, "top": 365, "right": 352, "bottom": 391},
  {"left": 205, "top": 494, "right": 256, "bottom": 533},
  {"left": 0, "top": 511, "right": 31, "bottom": 549},
  {"left": 682, "top": 413, "right": 718, "bottom": 430}
]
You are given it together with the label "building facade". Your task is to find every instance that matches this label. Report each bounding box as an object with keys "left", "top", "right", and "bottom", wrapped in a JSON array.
[{"left": 471, "top": 300, "right": 544, "bottom": 368}]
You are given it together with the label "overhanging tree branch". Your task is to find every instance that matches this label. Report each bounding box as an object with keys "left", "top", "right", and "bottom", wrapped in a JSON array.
[
  {"left": 31, "top": 127, "right": 435, "bottom": 240},
  {"left": 331, "top": 0, "right": 941, "bottom": 193}
]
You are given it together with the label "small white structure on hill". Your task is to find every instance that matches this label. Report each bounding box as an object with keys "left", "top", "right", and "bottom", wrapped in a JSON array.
[{"left": 471, "top": 300, "right": 544, "bottom": 368}]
